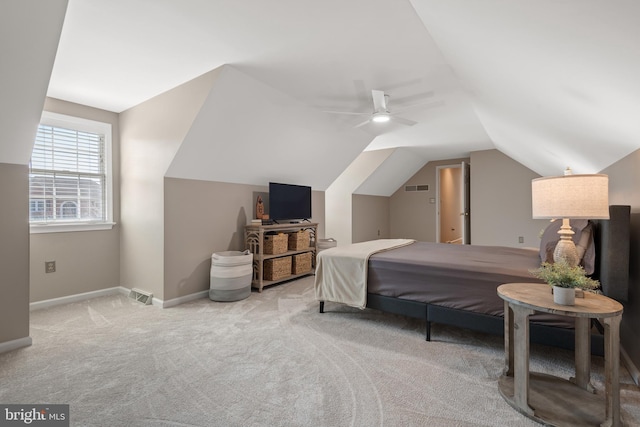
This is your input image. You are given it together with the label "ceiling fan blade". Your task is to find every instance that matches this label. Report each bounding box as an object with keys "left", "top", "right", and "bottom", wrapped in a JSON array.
[
  {"left": 354, "top": 118, "right": 372, "bottom": 128},
  {"left": 391, "top": 100, "right": 445, "bottom": 115},
  {"left": 323, "top": 110, "right": 369, "bottom": 116},
  {"left": 371, "top": 90, "right": 387, "bottom": 112},
  {"left": 391, "top": 116, "right": 417, "bottom": 126}
]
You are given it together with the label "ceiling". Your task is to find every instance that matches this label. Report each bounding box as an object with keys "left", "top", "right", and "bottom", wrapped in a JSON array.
[{"left": 45, "top": 0, "right": 640, "bottom": 182}]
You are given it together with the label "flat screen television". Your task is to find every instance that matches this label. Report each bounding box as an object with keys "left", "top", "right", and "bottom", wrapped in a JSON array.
[{"left": 268, "top": 182, "right": 312, "bottom": 222}]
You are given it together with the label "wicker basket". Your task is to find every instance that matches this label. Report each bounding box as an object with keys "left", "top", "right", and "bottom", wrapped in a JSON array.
[
  {"left": 264, "top": 256, "right": 292, "bottom": 281},
  {"left": 292, "top": 252, "right": 312, "bottom": 274},
  {"left": 288, "top": 230, "right": 310, "bottom": 250},
  {"left": 264, "top": 233, "right": 288, "bottom": 255}
]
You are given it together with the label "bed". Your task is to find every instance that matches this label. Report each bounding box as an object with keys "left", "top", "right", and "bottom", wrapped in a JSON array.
[{"left": 315, "top": 205, "right": 630, "bottom": 355}]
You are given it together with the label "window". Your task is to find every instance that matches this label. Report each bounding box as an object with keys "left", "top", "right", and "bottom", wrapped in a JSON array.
[
  {"left": 29, "top": 112, "right": 113, "bottom": 233},
  {"left": 60, "top": 201, "right": 78, "bottom": 219}
]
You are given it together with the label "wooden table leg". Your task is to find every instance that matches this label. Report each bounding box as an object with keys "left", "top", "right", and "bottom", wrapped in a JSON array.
[
  {"left": 512, "top": 304, "right": 535, "bottom": 416},
  {"left": 602, "top": 315, "right": 621, "bottom": 427},
  {"left": 504, "top": 300, "right": 514, "bottom": 376},
  {"left": 572, "top": 317, "right": 595, "bottom": 392}
]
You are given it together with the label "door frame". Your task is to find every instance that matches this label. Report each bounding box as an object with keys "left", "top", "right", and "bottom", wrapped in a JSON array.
[{"left": 436, "top": 162, "right": 470, "bottom": 244}]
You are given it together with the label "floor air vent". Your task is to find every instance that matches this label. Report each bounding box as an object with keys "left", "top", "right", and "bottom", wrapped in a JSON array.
[{"left": 129, "top": 288, "right": 153, "bottom": 305}]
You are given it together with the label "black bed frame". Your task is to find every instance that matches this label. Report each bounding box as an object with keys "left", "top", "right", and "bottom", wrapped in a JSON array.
[{"left": 319, "top": 205, "right": 630, "bottom": 356}]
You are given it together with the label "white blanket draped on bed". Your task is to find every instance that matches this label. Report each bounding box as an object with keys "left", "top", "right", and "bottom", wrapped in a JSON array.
[{"left": 314, "top": 239, "right": 416, "bottom": 309}]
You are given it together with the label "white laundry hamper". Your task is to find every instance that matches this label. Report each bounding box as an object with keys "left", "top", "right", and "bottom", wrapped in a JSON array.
[{"left": 209, "top": 250, "right": 253, "bottom": 302}]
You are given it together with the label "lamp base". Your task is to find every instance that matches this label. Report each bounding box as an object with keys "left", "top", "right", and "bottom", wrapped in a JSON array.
[{"left": 553, "top": 218, "right": 579, "bottom": 267}]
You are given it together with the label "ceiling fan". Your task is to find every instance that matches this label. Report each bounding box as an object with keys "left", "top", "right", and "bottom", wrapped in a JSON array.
[{"left": 324, "top": 89, "right": 442, "bottom": 128}]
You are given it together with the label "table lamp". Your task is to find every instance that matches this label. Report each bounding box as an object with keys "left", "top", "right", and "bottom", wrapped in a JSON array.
[{"left": 531, "top": 167, "right": 609, "bottom": 266}]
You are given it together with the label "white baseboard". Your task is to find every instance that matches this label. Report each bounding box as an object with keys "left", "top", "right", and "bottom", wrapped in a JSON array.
[
  {"left": 30, "top": 286, "right": 129, "bottom": 311},
  {"left": 621, "top": 346, "right": 640, "bottom": 386},
  {"left": 159, "top": 290, "right": 209, "bottom": 308},
  {"left": 30, "top": 287, "right": 211, "bottom": 311},
  {"left": 0, "top": 336, "right": 32, "bottom": 354}
]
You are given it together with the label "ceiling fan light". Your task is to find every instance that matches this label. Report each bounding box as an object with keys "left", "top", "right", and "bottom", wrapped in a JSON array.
[{"left": 372, "top": 112, "right": 390, "bottom": 123}]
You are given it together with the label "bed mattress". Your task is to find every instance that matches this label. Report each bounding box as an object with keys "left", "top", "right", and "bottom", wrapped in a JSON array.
[{"left": 367, "top": 242, "right": 572, "bottom": 328}]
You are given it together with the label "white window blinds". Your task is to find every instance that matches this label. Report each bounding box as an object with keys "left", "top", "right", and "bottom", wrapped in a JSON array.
[{"left": 29, "top": 123, "right": 106, "bottom": 223}]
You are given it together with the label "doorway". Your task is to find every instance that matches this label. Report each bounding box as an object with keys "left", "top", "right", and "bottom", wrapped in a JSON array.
[{"left": 436, "top": 162, "right": 470, "bottom": 244}]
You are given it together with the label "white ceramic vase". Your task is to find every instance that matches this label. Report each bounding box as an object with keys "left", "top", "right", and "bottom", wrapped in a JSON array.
[{"left": 553, "top": 286, "right": 575, "bottom": 305}]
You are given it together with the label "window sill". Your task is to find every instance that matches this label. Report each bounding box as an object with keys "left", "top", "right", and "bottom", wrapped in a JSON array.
[{"left": 30, "top": 222, "right": 116, "bottom": 234}]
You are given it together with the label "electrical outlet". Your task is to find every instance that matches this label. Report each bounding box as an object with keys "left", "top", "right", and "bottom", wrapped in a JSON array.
[
  {"left": 518, "top": 236, "right": 524, "bottom": 244},
  {"left": 45, "top": 261, "right": 56, "bottom": 273}
]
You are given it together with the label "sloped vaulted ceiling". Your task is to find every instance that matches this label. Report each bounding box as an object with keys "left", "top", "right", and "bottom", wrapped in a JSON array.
[
  {"left": 39, "top": 0, "right": 640, "bottom": 189},
  {"left": 165, "top": 66, "right": 373, "bottom": 190},
  {"left": 410, "top": 0, "right": 640, "bottom": 176},
  {"left": 0, "top": 0, "right": 68, "bottom": 165}
]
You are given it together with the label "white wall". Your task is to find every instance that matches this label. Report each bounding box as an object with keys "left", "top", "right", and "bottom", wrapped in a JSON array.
[
  {"left": 355, "top": 147, "right": 430, "bottom": 197},
  {"left": 119, "top": 69, "right": 220, "bottom": 300},
  {"left": 326, "top": 149, "right": 395, "bottom": 245}
]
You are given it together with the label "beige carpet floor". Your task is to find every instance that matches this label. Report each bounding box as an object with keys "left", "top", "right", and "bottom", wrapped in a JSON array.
[{"left": 1, "top": 276, "right": 639, "bottom": 426}]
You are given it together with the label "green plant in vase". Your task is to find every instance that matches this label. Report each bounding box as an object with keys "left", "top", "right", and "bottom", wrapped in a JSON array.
[{"left": 531, "top": 260, "right": 600, "bottom": 305}]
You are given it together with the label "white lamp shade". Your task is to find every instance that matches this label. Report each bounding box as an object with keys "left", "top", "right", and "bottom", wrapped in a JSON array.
[{"left": 531, "top": 174, "right": 609, "bottom": 219}]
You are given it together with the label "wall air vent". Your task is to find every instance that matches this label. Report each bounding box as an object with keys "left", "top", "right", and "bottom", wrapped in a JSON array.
[{"left": 405, "top": 185, "right": 429, "bottom": 192}]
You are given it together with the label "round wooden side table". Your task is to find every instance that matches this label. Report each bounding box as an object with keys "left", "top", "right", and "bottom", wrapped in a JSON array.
[{"left": 497, "top": 283, "right": 623, "bottom": 427}]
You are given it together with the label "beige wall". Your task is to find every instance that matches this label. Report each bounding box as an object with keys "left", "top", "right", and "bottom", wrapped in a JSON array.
[
  {"left": 0, "top": 163, "right": 30, "bottom": 345},
  {"left": 30, "top": 98, "right": 121, "bottom": 302},
  {"left": 0, "top": 0, "right": 66, "bottom": 351},
  {"left": 469, "top": 150, "right": 547, "bottom": 247},
  {"left": 352, "top": 194, "right": 389, "bottom": 243},
  {"left": 600, "top": 148, "right": 640, "bottom": 377},
  {"left": 389, "top": 150, "right": 548, "bottom": 247},
  {"left": 389, "top": 158, "right": 468, "bottom": 242},
  {"left": 119, "top": 69, "right": 220, "bottom": 300},
  {"left": 164, "top": 177, "right": 325, "bottom": 300},
  {"left": 164, "top": 179, "right": 265, "bottom": 300}
]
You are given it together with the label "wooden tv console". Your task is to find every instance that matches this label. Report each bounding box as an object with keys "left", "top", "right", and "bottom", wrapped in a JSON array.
[{"left": 245, "top": 222, "right": 318, "bottom": 292}]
